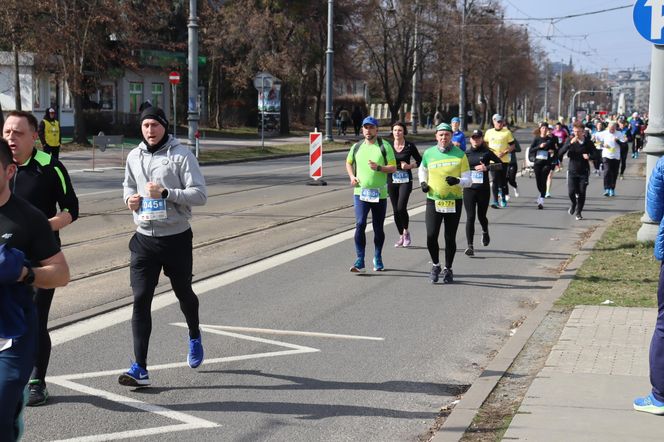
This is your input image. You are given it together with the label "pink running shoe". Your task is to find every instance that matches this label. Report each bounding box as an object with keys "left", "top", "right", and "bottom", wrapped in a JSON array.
[
  {"left": 394, "top": 235, "right": 404, "bottom": 247},
  {"left": 402, "top": 231, "right": 412, "bottom": 247}
]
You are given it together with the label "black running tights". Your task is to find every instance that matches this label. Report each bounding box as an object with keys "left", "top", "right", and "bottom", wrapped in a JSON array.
[
  {"left": 463, "top": 187, "right": 489, "bottom": 246},
  {"left": 425, "top": 199, "right": 463, "bottom": 269}
]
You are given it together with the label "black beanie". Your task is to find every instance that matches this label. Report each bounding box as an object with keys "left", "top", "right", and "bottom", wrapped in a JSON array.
[{"left": 139, "top": 106, "right": 169, "bottom": 131}]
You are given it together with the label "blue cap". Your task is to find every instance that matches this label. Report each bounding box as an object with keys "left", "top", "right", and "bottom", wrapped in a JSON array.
[
  {"left": 451, "top": 117, "right": 460, "bottom": 123},
  {"left": 362, "top": 116, "right": 378, "bottom": 127}
]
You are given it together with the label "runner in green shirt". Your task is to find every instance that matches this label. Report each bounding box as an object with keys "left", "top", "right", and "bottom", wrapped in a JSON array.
[
  {"left": 418, "top": 122, "right": 471, "bottom": 283},
  {"left": 345, "top": 116, "right": 396, "bottom": 273}
]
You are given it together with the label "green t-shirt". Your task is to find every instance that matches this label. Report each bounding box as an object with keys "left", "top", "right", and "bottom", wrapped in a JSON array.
[
  {"left": 346, "top": 139, "right": 397, "bottom": 199},
  {"left": 421, "top": 145, "right": 470, "bottom": 200}
]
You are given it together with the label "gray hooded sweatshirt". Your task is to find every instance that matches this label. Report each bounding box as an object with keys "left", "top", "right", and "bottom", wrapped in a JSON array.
[{"left": 123, "top": 135, "right": 207, "bottom": 237}]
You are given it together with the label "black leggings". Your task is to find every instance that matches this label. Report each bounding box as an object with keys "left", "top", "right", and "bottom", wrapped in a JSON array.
[
  {"left": 506, "top": 161, "right": 518, "bottom": 192},
  {"left": 620, "top": 143, "right": 629, "bottom": 176},
  {"left": 129, "top": 230, "right": 200, "bottom": 368},
  {"left": 567, "top": 173, "right": 589, "bottom": 215},
  {"left": 491, "top": 167, "right": 507, "bottom": 201},
  {"left": 463, "top": 187, "right": 490, "bottom": 246},
  {"left": 30, "top": 288, "right": 54, "bottom": 381},
  {"left": 534, "top": 162, "right": 551, "bottom": 198},
  {"left": 425, "top": 199, "right": 463, "bottom": 269},
  {"left": 603, "top": 158, "right": 620, "bottom": 190},
  {"left": 388, "top": 181, "right": 413, "bottom": 234}
]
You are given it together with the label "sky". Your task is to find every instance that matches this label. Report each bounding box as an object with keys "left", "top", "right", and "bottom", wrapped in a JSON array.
[{"left": 501, "top": 0, "right": 653, "bottom": 74}]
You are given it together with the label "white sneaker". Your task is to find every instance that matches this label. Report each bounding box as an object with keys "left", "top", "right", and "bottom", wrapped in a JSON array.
[
  {"left": 514, "top": 188, "right": 519, "bottom": 198},
  {"left": 537, "top": 196, "right": 544, "bottom": 210}
]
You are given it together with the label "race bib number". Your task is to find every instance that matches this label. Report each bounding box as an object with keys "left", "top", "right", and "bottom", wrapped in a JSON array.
[
  {"left": 636, "top": 135, "right": 642, "bottom": 139},
  {"left": 435, "top": 199, "right": 456, "bottom": 213},
  {"left": 392, "top": 170, "right": 409, "bottom": 184},
  {"left": 360, "top": 188, "right": 380, "bottom": 203},
  {"left": 536, "top": 150, "right": 549, "bottom": 160},
  {"left": 606, "top": 147, "right": 616, "bottom": 154},
  {"left": 471, "top": 171, "right": 484, "bottom": 184},
  {"left": 139, "top": 198, "right": 167, "bottom": 221}
]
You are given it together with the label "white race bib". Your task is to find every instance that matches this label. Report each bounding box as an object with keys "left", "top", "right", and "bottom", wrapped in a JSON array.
[
  {"left": 392, "top": 170, "right": 409, "bottom": 184},
  {"left": 536, "top": 150, "right": 549, "bottom": 160},
  {"left": 435, "top": 199, "right": 456, "bottom": 213},
  {"left": 139, "top": 198, "right": 167, "bottom": 221},
  {"left": 471, "top": 171, "right": 484, "bottom": 184},
  {"left": 360, "top": 188, "right": 380, "bottom": 203}
]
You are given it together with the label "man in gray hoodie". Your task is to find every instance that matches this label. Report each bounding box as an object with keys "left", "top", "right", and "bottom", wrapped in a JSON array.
[{"left": 119, "top": 107, "right": 207, "bottom": 387}]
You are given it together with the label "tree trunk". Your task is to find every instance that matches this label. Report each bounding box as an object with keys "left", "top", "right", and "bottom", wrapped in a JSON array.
[
  {"left": 72, "top": 93, "right": 89, "bottom": 145},
  {"left": 280, "top": 82, "right": 290, "bottom": 135},
  {"left": 13, "top": 44, "right": 21, "bottom": 111}
]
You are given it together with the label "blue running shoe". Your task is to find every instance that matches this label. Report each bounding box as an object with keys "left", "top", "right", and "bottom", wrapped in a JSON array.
[
  {"left": 634, "top": 393, "right": 664, "bottom": 415},
  {"left": 373, "top": 256, "right": 384, "bottom": 271},
  {"left": 118, "top": 362, "right": 150, "bottom": 387},
  {"left": 350, "top": 258, "right": 365, "bottom": 273},
  {"left": 603, "top": 189, "right": 609, "bottom": 196},
  {"left": 188, "top": 334, "right": 204, "bottom": 368},
  {"left": 609, "top": 189, "right": 615, "bottom": 197}
]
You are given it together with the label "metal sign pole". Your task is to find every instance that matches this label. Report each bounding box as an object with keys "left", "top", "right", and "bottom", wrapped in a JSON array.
[
  {"left": 172, "top": 83, "right": 177, "bottom": 139},
  {"left": 261, "top": 75, "right": 265, "bottom": 150}
]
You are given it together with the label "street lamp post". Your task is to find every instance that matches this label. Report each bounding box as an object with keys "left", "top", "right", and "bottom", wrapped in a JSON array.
[
  {"left": 187, "top": 0, "right": 199, "bottom": 146},
  {"left": 324, "top": 0, "right": 334, "bottom": 142}
]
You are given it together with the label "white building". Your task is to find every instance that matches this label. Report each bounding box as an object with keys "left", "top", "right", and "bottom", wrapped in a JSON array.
[{"left": 0, "top": 50, "right": 177, "bottom": 132}]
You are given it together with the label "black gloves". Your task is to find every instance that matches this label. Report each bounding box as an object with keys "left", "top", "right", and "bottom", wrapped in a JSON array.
[
  {"left": 421, "top": 182, "right": 429, "bottom": 193},
  {"left": 445, "top": 176, "right": 460, "bottom": 185}
]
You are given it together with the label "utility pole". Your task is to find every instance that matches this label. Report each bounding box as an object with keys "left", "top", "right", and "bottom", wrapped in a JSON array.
[
  {"left": 543, "top": 62, "right": 549, "bottom": 121},
  {"left": 324, "top": 0, "right": 334, "bottom": 142},
  {"left": 638, "top": 45, "right": 664, "bottom": 242},
  {"left": 187, "top": 0, "right": 199, "bottom": 146},
  {"left": 459, "top": 0, "right": 466, "bottom": 131},
  {"left": 557, "top": 61, "right": 563, "bottom": 120},
  {"left": 411, "top": 0, "right": 419, "bottom": 134}
]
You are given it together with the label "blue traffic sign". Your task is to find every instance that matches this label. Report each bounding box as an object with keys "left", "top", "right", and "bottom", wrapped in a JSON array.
[{"left": 634, "top": 0, "right": 664, "bottom": 44}]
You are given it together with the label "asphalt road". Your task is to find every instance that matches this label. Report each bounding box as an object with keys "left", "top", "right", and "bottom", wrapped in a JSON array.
[{"left": 22, "top": 133, "right": 647, "bottom": 441}]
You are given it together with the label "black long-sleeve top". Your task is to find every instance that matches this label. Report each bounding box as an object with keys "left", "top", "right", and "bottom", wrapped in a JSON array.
[
  {"left": 388, "top": 140, "right": 422, "bottom": 184},
  {"left": 558, "top": 136, "right": 595, "bottom": 176},
  {"left": 464, "top": 142, "right": 502, "bottom": 190},
  {"left": 529, "top": 136, "right": 558, "bottom": 165}
]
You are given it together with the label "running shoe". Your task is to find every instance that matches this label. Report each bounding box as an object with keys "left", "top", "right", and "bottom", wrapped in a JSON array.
[
  {"left": 499, "top": 197, "right": 507, "bottom": 208},
  {"left": 441, "top": 267, "right": 454, "bottom": 284},
  {"left": 603, "top": 189, "right": 609, "bottom": 196},
  {"left": 537, "top": 196, "right": 544, "bottom": 210},
  {"left": 634, "top": 393, "right": 664, "bottom": 415},
  {"left": 27, "top": 380, "right": 48, "bottom": 406},
  {"left": 188, "top": 334, "right": 204, "bottom": 368},
  {"left": 504, "top": 194, "right": 510, "bottom": 202},
  {"left": 513, "top": 188, "right": 520, "bottom": 198},
  {"left": 609, "top": 189, "right": 615, "bottom": 197},
  {"left": 544, "top": 192, "right": 551, "bottom": 198},
  {"left": 402, "top": 231, "right": 412, "bottom": 247},
  {"left": 576, "top": 214, "right": 584, "bottom": 221},
  {"left": 464, "top": 246, "right": 474, "bottom": 256},
  {"left": 350, "top": 258, "right": 365, "bottom": 273},
  {"left": 430, "top": 264, "right": 441, "bottom": 283},
  {"left": 118, "top": 362, "right": 151, "bottom": 387},
  {"left": 394, "top": 235, "right": 404, "bottom": 247},
  {"left": 373, "top": 256, "right": 385, "bottom": 272},
  {"left": 619, "top": 174, "right": 624, "bottom": 180},
  {"left": 482, "top": 231, "right": 490, "bottom": 247},
  {"left": 490, "top": 201, "right": 500, "bottom": 209},
  {"left": 568, "top": 204, "right": 576, "bottom": 215}
]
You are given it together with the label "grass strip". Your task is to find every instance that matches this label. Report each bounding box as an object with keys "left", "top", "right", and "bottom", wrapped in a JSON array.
[{"left": 556, "top": 211, "right": 659, "bottom": 308}]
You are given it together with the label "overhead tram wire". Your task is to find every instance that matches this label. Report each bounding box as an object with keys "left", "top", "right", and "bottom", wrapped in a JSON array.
[{"left": 503, "top": 3, "right": 632, "bottom": 23}]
